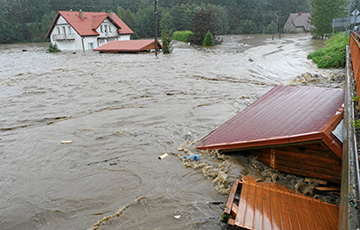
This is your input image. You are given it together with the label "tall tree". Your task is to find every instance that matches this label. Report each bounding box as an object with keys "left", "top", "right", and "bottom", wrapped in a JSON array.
[{"left": 310, "top": 0, "right": 347, "bottom": 38}]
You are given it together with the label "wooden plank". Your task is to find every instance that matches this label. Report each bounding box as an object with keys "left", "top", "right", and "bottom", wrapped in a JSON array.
[
  {"left": 269, "top": 183, "right": 281, "bottom": 230},
  {"left": 253, "top": 182, "right": 264, "bottom": 230},
  {"left": 228, "top": 218, "right": 235, "bottom": 226},
  {"left": 224, "top": 180, "right": 239, "bottom": 214},
  {"left": 315, "top": 187, "right": 340, "bottom": 192},
  {"left": 305, "top": 178, "right": 327, "bottom": 185},
  {"left": 243, "top": 180, "right": 256, "bottom": 228},
  {"left": 272, "top": 164, "right": 341, "bottom": 184},
  {"left": 231, "top": 203, "right": 238, "bottom": 217},
  {"left": 235, "top": 180, "right": 249, "bottom": 226}
]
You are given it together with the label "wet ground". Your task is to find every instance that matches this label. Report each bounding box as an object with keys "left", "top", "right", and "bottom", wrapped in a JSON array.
[{"left": 0, "top": 34, "right": 342, "bottom": 230}]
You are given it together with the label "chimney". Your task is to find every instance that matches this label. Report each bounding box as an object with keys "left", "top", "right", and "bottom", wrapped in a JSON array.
[
  {"left": 298, "top": 12, "right": 302, "bottom": 16},
  {"left": 79, "top": 10, "right": 84, "bottom": 19}
]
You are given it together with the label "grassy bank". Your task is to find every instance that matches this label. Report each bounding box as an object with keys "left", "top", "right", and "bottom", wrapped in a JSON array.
[{"left": 307, "top": 33, "right": 349, "bottom": 68}]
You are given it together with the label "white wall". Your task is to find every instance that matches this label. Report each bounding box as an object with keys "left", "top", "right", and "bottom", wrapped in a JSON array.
[
  {"left": 50, "top": 16, "right": 84, "bottom": 51},
  {"left": 96, "top": 19, "right": 119, "bottom": 39},
  {"left": 83, "top": 36, "right": 98, "bottom": 51},
  {"left": 118, "top": 35, "right": 131, "bottom": 40}
]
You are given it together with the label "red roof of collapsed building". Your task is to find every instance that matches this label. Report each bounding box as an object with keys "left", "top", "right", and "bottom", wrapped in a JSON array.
[
  {"left": 46, "top": 11, "right": 133, "bottom": 38},
  {"left": 196, "top": 85, "right": 344, "bottom": 159},
  {"left": 94, "top": 40, "right": 162, "bottom": 53}
]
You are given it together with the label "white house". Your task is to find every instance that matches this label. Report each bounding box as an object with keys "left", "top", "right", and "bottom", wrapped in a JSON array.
[
  {"left": 46, "top": 11, "right": 133, "bottom": 51},
  {"left": 283, "top": 12, "right": 315, "bottom": 33}
]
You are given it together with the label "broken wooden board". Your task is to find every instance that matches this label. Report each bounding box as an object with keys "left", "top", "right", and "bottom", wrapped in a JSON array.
[{"left": 222, "top": 176, "right": 339, "bottom": 230}]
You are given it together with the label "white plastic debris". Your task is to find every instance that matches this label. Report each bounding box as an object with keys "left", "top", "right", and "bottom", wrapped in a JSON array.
[
  {"left": 61, "top": 140, "right": 73, "bottom": 144},
  {"left": 158, "top": 153, "right": 168, "bottom": 159}
]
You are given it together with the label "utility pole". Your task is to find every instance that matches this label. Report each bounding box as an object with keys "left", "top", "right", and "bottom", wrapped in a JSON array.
[
  {"left": 277, "top": 10, "right": 282, "bottom": 39},
  {"left": 154, "top": 0, "right": 158, "bottom": 57}
]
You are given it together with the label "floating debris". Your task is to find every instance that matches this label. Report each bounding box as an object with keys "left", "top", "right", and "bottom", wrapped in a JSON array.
[
  {"left": 158, "top": 153, "right": 168, "bottom": 159},
  {"left": 60, "top": 140, "right": 72, "bottom": 144},
  {"left": 184, "top": 154, "right": 201, "bottom": 161}
]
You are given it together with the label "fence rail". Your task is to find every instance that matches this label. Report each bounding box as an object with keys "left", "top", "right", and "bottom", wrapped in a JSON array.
[{"left": 340, "top": 36, "right": 360, "bottom": 230}]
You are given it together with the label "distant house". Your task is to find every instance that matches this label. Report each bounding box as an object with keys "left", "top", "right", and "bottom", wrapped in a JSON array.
[
  {"left": 46, "top": 11, "right": 133, "bottom": 51},
  {"left": 283, "top": 12, "right": 315, "bottom": 33}
]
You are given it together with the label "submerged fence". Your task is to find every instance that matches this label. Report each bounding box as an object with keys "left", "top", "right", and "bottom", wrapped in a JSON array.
[{"left": 340, "top": 34, "right": 360, "bottom": 230}]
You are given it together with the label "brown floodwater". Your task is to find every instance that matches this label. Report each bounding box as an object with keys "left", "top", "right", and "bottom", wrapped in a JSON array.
[{"left": 0, "top": 34, "right": 329, "bottom": 230}]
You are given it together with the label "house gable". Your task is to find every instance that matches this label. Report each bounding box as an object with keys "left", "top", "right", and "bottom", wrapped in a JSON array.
[
  {"left": 283, "top": 12, "right": 314, "bottom": 32},
  {"left": 46, "top": 11, "right": 133, "bottom": 39}
]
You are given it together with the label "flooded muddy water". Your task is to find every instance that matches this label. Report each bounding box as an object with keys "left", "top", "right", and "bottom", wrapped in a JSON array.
[{"left": 0, "top": 34, "right": 336, "bottom": 229}]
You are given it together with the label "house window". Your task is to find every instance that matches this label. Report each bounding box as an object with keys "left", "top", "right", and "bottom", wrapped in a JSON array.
[
  {"left": 57, "top": 27, "right": 61, "bottom": 34},
  {"left": 104, "top": 25, "right": 107, "bottom": 33},
  {"left": 88, "top": 43, "right": 94, "bottom": 50},
  {"left": 68, "top": 26, "right": 71, "bottom": 34},
  {"left": 109, "top": 25, "right": 112, "bottom": 33},
  {"left": 100, "top": 25, "right": 103, "bottom": 33},
  {"left": 62, "top": 26, "right": 66, "bottom": 35}
]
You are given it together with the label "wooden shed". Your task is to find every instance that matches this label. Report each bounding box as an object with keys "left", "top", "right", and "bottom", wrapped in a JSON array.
[
  {"left": 94, "top": 39, "right": 162, "bottom": 53},
  {"left": 196, "top": 86, "right": 344, "bottom": 184}
]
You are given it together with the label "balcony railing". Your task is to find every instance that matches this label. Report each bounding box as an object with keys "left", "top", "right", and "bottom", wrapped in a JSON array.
[
  {"left": 98, "top": 32, "right": 118, "bottom": 38},
  {"left": 52, "top": 34, "right": 75, "bottom": 41}
]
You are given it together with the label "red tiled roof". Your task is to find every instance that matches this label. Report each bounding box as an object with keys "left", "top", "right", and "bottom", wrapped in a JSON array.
[
  {"left": 46, "top": 11, "right": 133, "bottom": 38},
  {"left": 224, "top": 176, "right": 339, "bottom": 230},
  {"left": 196, "top": 85, "right": 344, "bottom": 158},
  {"left": 94, "top": 40, "right": 162, "bottom": 53}
]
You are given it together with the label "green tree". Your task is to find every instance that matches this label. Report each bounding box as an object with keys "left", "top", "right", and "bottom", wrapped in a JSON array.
[
  {"left": 41, "top": 11, "right": 57, "bottom": 40},
  {"left": 160, "top": 10, "right": 173, "bottom": 34},
  {"left": 135, "top": 5, "right": 154, "bottom": 38},
  {"left": 190, "top": 4, "right": 228, "bottom": 45},
  {"left": 169, "top": 4, "right": 195, "bottom": 31},
  {"left": 116, "top": 7, "right": 137, "bottom": 37},
  {"left": 310, "top": 0, "right": 347, "bottom": 38},
  {"left": 236, "top": 20, "right": 258, "bottom": 34},
  {"left": 160, "top": 10, "right": 173, "bottom": 54},
  {"left": 202, "top": 31, "right": 215, "bottom": 47}
]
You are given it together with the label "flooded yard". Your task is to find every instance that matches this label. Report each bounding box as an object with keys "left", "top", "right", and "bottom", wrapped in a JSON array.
[{"left": 0, "top": 34, "right": 337, "bottom": 229}]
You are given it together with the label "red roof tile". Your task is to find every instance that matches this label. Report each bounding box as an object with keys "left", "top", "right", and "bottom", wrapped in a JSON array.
[
  {"left": 196, "top": 85, "right": 344, "bottom": 158},
  {"left": 94, "top": 40, "right": 162, "bottom": 53},
  {"left": 224, "top": 176, "right": 339, "bottom": 230},
  {"left": 46, "top": 11, "right": 133, "bottom": 38}
]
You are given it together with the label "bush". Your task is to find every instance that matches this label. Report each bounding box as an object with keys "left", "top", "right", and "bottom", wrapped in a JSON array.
[
  {"left": 307, "top": 33, "right": 349, "bottom": 68},
  {"left": 47, "top": 43, "right": 61, "bottom": 53},
  {"left": 162, "top": 29, "right": 173, "bottom": 54},
  {"left": 202, "top": 31, "right": 215, "bottom": 47},
  {"left": 172, "top": 31, "right": 193, "bottom": 43}
]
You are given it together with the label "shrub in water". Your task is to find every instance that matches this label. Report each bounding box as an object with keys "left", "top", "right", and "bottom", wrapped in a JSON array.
[
  {"left": 162, "top": 29, "right": 172, "bottom": 54},
  {"left": 47, "top": 43, "right": 60, "bottom": 53},
  {"left": 307, "top": 33, "right": 349, "bottom": 68},
  {"left": 202, "top": 31, "right": 215, "bottom": 47},
  {"left": 172, "top": 31, "right": 193, "bottom": 43}
]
